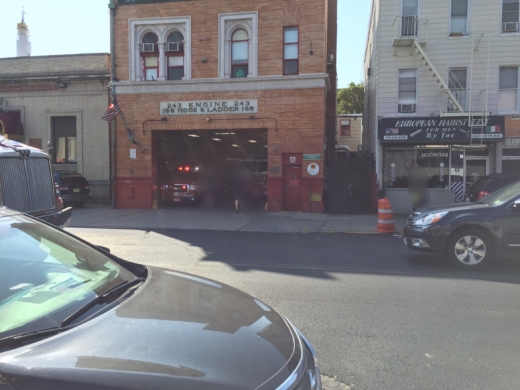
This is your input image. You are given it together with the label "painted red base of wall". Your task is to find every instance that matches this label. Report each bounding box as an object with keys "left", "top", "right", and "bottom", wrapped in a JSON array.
[
  {"left": 115, "top": 177, "right": 152, "bottom": 209},
  {"left": 267, "top": 177, "right": 283, "bottom": 212},
  {"left": 267, "top": 176, "right": 324, "bottom": 213}
]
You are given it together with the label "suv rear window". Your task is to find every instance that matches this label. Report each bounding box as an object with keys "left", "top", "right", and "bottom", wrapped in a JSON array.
[{"left": 466, "top": 177, "right": 490, "bottom": 196}]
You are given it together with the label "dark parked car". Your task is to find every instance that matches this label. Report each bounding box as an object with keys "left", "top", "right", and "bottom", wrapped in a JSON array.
[
  {"left": 54, "top": 171, "right": 91, "bottom": 207},
  {"left": 466, "top": 173, "right": 520, "bottom": 202},
  {"left": 0, "top": 208, "right": 321, "bottom": 390},
  {"left": 402, "top": 181, "right": 520, "bottom": 268}
]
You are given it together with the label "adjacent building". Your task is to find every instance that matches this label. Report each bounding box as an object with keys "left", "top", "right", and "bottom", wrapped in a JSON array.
[
  {"left": 336, "top": 114, "right": 362, "bottom": 155},
  {"left": 109, "top": 0, "right": 337, "bottom": 212},
  {"left": 364, "top": 0, "right": 520, "bottom": 212}
]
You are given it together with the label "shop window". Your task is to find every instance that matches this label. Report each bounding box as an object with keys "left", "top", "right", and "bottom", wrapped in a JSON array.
[
  {"left": 283, "top": 26, "right": 299, "bottom": 75},
  {"left": 231, "top": 29, "right": 249, "bottom": 78},
  {"left": 167, "top": 32, "right": 184, "bottom": 80},
  {"left": 219, "top": 12, "right": 258, "bottom": 78},
  {"left": 398, "top": 70, "right": 417, "bottom": 113},
  {"left": 141, "top": 32, "right": 159, "bottom": 81},
  {"left": 52, "top": 116, "right": 77, "bottom": 164},
  {"left": 385, "top": 148, "right": 450, "bottom": 189},
  {"left": 340, "top": 120, "right": 351, "bottom": 136},
  {"left": 451, "top": 0, "right": 469, "bottom": 35},
  {"left": 502, "top": 0, "right": 519, "bottom": 33},
  {"left": 499, "top": 67, "right": 519, "bottom": 112},
  {"left": 448, "top": 68, "right": 467, "bottom": 111}
]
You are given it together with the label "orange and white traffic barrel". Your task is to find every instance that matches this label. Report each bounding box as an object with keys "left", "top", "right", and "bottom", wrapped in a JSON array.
[{"left": 377, "top": 198, "right": 396, "bottom": 233}]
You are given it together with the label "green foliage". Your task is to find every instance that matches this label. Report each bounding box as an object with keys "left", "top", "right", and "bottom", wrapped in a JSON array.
[{"left": 337, "top": 82, "right": 364, "bottom": 114}]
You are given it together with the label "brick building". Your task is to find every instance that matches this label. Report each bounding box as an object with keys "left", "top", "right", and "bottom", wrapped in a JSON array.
[
  {"left": 336, "top": 114, "right": 363, "bottom": 155},
  {"left": 109, "top": 0, "right": 337, "bottom": 212}
]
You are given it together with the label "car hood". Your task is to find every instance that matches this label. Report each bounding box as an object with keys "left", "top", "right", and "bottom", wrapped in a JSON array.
[
  {"left": 417, "top": 201, "right": 491, "bottom": 215},
  {"left": 0, "top": 267, "right": 298, "bottom": 390}
]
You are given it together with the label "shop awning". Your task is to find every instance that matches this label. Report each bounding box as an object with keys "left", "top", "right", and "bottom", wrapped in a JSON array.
[{"left": 0, "top": 109, "right": 24, "bottom": 138}]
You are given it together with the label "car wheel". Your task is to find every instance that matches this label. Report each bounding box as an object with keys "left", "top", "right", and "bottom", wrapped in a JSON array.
[
  {"left": 446, "top": 228, "right": 494, "bottom": 268},
  {"left": 75, "top": 202, "right": 85, "bottom": 208}
]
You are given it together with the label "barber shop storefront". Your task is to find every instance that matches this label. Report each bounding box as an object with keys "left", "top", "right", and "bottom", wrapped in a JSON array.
[{"left": 378, "top": 116, "right": 506, "bottom": 213}]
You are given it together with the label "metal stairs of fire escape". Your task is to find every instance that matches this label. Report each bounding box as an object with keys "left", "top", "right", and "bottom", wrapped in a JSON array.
[{"left": 412, "top": 40, "right": 464, "bottom": 113}]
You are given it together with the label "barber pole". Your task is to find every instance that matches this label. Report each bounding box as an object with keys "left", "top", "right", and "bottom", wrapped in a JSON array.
[
  {"left": 439, "top": 163, "right": 445, "bottom": 182},
  {"left": 391, "top": 163, "right": 396, "bottom": 182}
]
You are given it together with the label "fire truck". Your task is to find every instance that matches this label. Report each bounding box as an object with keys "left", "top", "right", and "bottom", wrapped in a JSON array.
[{"left": 0, "top": 136, "right": 72, "bottom": 227}]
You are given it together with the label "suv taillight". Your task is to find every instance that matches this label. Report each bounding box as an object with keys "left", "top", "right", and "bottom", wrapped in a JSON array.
[
  {"left": 57, "top": 196, "right": 64, "bottom": 210},
  {"left": 84, "top": 185, "right": 90, "bottom": 189},
  {"left": 477, "top": 191, "right": 491, "bottom": 200},
  {"left": 55, "top": 183, "right": 60, "bottom": 195},
  {"left": 60, "top": 185, "right": 69, "bottom": 191}
]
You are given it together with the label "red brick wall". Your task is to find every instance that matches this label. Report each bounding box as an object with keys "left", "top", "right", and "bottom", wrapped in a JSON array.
[
  {"left": 114, "top": 0, "right": 327, "bottom": 81},
  {"left": 114, "top": 88, "right": 326, "bottom": 211},
  {"left": 506, "top": 116, "right": 520, "bottom": 138}
]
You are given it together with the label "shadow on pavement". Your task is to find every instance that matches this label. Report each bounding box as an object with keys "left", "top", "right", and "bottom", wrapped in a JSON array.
[{"left": 130, "top": 228, "right": 520, "bottom": 285}]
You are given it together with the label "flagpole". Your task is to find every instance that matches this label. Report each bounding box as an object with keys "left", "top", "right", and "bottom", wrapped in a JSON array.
[{"left": 109, "top": 89, "right": 137, "bottom": 144}]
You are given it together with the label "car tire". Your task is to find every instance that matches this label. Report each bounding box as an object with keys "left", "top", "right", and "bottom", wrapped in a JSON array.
[
  {"left": 446, "top": 228, "right": 494, "bottom": 269},
  {"left": 75, "top": 202, "right": 85, "bottom": 208}
]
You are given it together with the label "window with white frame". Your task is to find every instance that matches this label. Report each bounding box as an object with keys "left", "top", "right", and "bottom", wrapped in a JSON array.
[
  {"left": 398, "top": 70, "right": 417, "bottom": 113},
  {"left": 451, "top": 0, "right": 469, "bottom": 35},
  {"left": 141, "top": 32, "right": 159, "bottom": 81},
  {"left": 502, "top": 0, "right": 520, "bottom": 33},
  {"left": 231, "top": 29, "right": 249, "bottom": 78},
  {"left": 219, "top": 12, "right": 258, "bottom": 79},
  {"left": 499, "top": 67, "right": 519, "bottom": 112},
  {"left": 129, "top": 17, "right": 191, "bottom": 82},
  {"left": 448, "top": 68, "right": 467, "bottom": 111},
  {"left": 166, "top": 32, "right": 184, "bottom": 80},
  {"left": 283, "top": 27, "right": 299, "bottom": 75}
]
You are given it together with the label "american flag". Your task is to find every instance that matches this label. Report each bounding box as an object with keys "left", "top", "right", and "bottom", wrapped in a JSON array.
[
  {"left": 101, "top": 99, "right": 121, "bottom": 122},
  {"left": 386, "top": 128, "right": 399, "bottom": 135}
]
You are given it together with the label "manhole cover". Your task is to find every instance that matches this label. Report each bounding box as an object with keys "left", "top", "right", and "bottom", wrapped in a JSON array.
[{"left": 321, "top": 375, "right": 351, "bottom": 390}]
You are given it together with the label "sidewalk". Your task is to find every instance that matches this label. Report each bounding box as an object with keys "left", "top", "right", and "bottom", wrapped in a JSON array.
[{"left": 69, "top": 203, "right": 408, "bottom": 234}]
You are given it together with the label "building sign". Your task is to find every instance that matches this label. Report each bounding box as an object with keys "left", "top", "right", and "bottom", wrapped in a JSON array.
[
  {"left": 0, "top": 85, "right": 58, "bottom": 93},
  {"left": 160, "top": 100, "right": 258, "bottom": 116},
  {"left": 310, "top": 193, "right": 322, "bottom": 202},
  {"left": 378, "top": 116, "right": 505, "bottom": 144},
  {"left": 303, "top": 154, "right": 322, "bottom": 160},
  {"left": 307, "top": 163, "right": 320, "bottom": 175}
]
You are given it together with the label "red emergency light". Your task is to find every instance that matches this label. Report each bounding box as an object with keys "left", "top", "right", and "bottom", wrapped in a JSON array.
[{"left": 184, "top": 166, "right": 190, "bottom": 171}]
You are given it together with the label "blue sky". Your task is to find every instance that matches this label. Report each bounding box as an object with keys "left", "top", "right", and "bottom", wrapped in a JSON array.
[{"left": 1, "top": 0, "right": 370, "bottom": 89}]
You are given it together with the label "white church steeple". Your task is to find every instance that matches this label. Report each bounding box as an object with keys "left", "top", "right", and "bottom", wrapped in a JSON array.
[{"left": 17, "top": 8, "right": 31, "bottom": 57}]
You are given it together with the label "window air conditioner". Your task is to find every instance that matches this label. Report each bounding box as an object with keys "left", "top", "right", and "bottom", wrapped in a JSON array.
[
  {"left": 399, "top": 103, "right": 416, "bottom": 113},
  {"left": 142, "top": 43, "right": 155, "bottom": 52},
  {"left": 167, "top": 42, "right": 181, "bottom": 52},
  {"left": 503, "top": 22, "right": 519, "bottom": 32},
  {"left": 327, "top": 54, "right": 335, "bottom": 66}
]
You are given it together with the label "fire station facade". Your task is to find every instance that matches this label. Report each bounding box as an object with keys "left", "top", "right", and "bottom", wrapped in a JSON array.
[{"left": 110, "top": 0, "right": 337, "bottom": 212}]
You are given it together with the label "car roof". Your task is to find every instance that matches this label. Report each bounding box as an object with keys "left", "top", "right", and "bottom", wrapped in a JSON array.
[
  {"left": 488, "top": 173, "right": 520, "bottom": 178},
  {"left": 0, "top": 207, "right": 22, "bottom": 218},
  {"left": 0, "top": 138, "right": 49, "bottom": 158}
]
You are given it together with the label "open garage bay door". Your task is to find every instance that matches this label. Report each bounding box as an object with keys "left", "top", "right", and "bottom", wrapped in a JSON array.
[{"left": 155, "top": 129, "right": 267, "bottom": 209}]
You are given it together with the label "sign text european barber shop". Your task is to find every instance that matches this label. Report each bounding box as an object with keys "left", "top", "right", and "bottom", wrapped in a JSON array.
[
  {"left": 160, "top": 99, "right": 258, "bottom": 116},
  {"left": 378, "top": 116, "right": 505, "bottom": 144}
]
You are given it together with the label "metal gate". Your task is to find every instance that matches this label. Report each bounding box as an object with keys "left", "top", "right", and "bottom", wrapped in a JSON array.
[{"left": 327, "top": 155, "right": 373, "bottom": 214}]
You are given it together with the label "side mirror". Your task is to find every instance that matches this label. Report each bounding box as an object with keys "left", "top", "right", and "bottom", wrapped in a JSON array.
[
  {"left": 96, "top": 245, "right": 111, "bottom": 253},
  {"left": 47, "top": 141, "right": 53, "bottom": 155}
]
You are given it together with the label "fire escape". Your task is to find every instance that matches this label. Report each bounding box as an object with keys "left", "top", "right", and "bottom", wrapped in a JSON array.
[{"left": 392, "top": 16, "right": 491, "bottom": 146}]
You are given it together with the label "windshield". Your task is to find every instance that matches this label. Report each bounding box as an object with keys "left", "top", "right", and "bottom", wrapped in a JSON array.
[
  {"left": 0, "top": 213, "right": 136, "bottom": 339},
  {"left": 477, "top": 180, "right": 520, "bottom": 206}
]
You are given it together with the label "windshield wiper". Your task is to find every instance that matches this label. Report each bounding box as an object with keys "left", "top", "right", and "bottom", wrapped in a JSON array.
[
  {"left": 0, "top": 325, "right": 76, "bottom": 349},
  {"left": 0, "top": 278, "right": 145, "bottom": 350},
  {"left": 61, "top": 277, "right": 145, "bottom": 327}
]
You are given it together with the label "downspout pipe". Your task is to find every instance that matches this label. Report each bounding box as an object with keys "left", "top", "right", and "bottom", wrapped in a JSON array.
[{"left": 109, "top": 0, "right": 117, "bottom": 208}]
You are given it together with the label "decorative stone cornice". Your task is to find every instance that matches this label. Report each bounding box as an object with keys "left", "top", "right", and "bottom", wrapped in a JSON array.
[{"left": 110, "top": 74, "right": 330, "bottom": 94}]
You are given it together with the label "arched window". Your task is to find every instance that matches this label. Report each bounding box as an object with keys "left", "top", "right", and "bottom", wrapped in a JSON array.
[
  {"left": 167, "top": 32, "right": 184, "bottom": 80},
  {"left": 141, "top": 32, "right": 159, "bottom": 81},
  {"left": 231, "top": 29, "right": 249, "bottom": 78}
]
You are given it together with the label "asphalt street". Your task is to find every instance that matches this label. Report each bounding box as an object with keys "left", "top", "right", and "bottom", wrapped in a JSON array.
[{"left": 68, "top": 227, "right": 520, "bottom": 390}]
